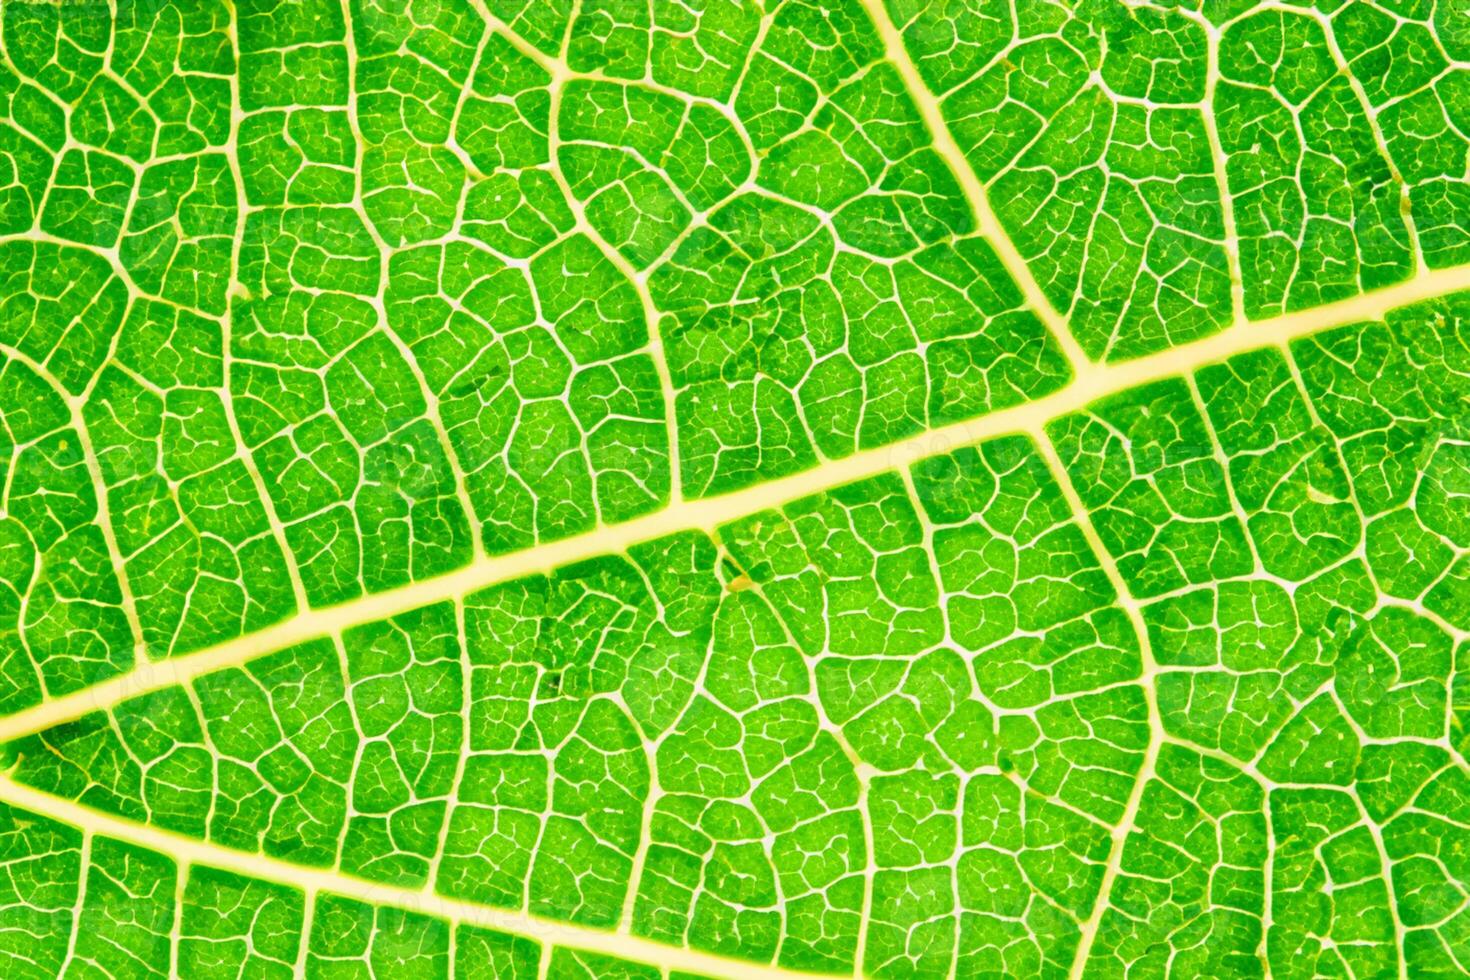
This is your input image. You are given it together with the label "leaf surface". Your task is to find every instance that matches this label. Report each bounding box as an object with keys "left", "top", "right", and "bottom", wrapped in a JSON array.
[{"left": 0, "top": 1, "right": 1467, "bottom": 977}]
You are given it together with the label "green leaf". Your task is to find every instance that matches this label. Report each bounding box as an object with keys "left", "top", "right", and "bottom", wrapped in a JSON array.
[{"left": 0, "top": 1, "right": 1467, "bottom": 977}]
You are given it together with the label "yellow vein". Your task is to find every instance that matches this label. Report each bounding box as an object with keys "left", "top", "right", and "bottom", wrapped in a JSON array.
[
  {"left": 858, "top": 0, "right": 1094, "bottom": 371},
  {"left": 0, "top": 775, "right": 842, "bottom": 980},
  {"left": 0, "top": 265, "right": 1465, "bottom": 744}
]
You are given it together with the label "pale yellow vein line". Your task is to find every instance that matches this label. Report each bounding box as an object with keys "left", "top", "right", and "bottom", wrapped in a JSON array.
[
  {"left": 0, "top": 774, "right": 835, "bottom": 980},
  {"left": 0, "top": 266, "right": 1465, "bottom": 744},
  {"left": 857, "top": 0, "right": 1094, "bottom": 372},
  {"left": 1031, "top": 431, "right": 1162, "bottom": 980},
  {"left": 1189, "top": 7, "right": 1249, "bottom": 326}
]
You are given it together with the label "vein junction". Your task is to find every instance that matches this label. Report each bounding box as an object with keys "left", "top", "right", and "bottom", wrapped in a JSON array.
[{"left": 0, "top": 0, "right": 1468, "bottom": 977}]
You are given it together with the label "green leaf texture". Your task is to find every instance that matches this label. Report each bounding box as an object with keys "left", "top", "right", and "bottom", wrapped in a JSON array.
[{"left": 0, "top": 1, "right": 1466, "bottom": 978}]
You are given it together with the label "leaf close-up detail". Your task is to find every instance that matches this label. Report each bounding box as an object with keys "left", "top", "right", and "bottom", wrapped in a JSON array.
[{"left": 0, "top": 0, "right": 1467, "bottom": 978}]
